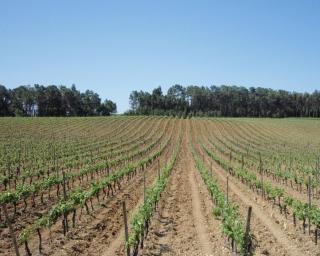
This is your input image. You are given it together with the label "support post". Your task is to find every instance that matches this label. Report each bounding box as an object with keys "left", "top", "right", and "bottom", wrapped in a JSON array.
[
  {"left": 259, "top": 153, "right": 264, "bottom": 198},
  {"left": 62, "top": 171, "right": 68, "bottom": 233},
  {"left": 3, "top": 204, "right": 20, "bottom": 256},
  {"left": 143, "top": 167, "right": 146, "bottom": 203},
  {"left": 122, "top": 201, "right": 130, "bottom": 256},
  {"left": 308, "top": 176, "right": 312, "bottom": 235},
  {"left": 244, "top": 206, "right": 252, "bottom": 256},
  {"left": 242, "top": 154, "right": 244, "bottom": 170},
  {"left": 261, "top": 172, "right": 264, "bottom": 198},
  {"left": 226, "top": 176, "right": 229, "bottom": 204}
]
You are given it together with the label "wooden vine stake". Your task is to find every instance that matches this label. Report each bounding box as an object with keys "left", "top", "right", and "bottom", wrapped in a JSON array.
[
  {"left": 157, "top": 159, "right": 160, "bottom": 180},
  {"left": 62, "top": 171, "right": 69, "bottom": 234},
  {"left": 315, "top": 156, "right": 318, "bottom": 187},
  {"left": 317, "top": 156, "right": 320, "bottom": 175},
  {"left": 232, "top": 239, "right": 236, "bottom": 256},
  {"left": 226, "top": 176, "right": 229, "bottom": 204},
  {"left": 314, "top": 156, "right": 320, "bottom": 244},
  {"left": 259, "top": 153, "right": 262, "bottom": 173},
  {"left": 2, "top": 204, "right": 20, "bottom": 256},
  {"left": 244, "top": 206, "right": 252, "bottom": 256},
  {"left": 241, "top": 155, "right": 244, "bottom": 170},
  {"left": 37, "top": 228, "right": 42, "bottom": 253},
  {"left": 53, "top": 144, "right": 57, "bottom": 175},
  {"left": 259, "top": 153, "right": 264, "bottom": 198},
  {"left": 122, "top": 201, "right": 130, "bottom": 256},
  {"left": 143, "top": 166, "right": 146, "bottom": 203},
  {"left": 308, "top": 176, "right": 311, "bottom": 235}
]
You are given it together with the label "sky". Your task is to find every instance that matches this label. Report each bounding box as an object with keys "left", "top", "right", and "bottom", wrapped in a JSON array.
[{"left": 0, "top": 1, "right": 320, "bottom": 113}]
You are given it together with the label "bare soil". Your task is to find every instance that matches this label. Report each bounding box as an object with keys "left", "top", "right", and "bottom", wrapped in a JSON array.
[{"left": 2, "top": 119, "right": 319, "bottom": 256}]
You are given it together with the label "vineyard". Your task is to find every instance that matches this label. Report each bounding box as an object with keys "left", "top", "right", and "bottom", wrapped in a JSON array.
[{"left": 0, "top": 117, "right": 320, "bottom": 256}]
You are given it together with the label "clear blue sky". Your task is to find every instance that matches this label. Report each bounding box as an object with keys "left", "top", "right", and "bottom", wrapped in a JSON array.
[{"left": 1, "top": 1, "right": 320, "bottom": 113}]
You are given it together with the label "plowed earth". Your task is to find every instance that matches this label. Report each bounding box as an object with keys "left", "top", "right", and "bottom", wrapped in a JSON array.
[{"left": 1, "top": 118, "right": 320, "bottom": 256}]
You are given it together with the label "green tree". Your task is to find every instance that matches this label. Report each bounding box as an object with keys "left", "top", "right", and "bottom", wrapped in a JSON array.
[
  {"left": 0, "top": 85, "right": 12, "bottom": 116},
  {"left": 80, "top": 90, "right": 101, "bottom": 116},
  {"left": 99, "top": 99, "right": 117, "bottom": 115}
]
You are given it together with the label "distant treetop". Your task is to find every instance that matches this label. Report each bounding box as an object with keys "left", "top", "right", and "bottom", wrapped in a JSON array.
[
  {"left": 0, "top": 84, "right": 117, "bottom": 117},
  {"left": 126, "top": 85, "right": 320, "bottom": 118}
]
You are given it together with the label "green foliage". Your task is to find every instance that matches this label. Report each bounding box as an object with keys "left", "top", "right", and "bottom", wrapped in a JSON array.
[
  {"left": 126, "top": 134, "right": 182, "bottom": 249},
  {"left": 203, "top": 143, "right": 320, "bottom": 232},
  {"left": 128, "top": 85, "right": 320, "bottom": 117},
  {"left": 17, "top": 120, "right": 173, "bottom": 245},
  {"left": 191, "top": 145, "right": 247, "bottom": 254},
  {"left": 0, "top": 84, "right": 117, "bottom": 117}
]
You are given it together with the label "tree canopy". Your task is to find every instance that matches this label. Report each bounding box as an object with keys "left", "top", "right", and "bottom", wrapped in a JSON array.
[
  {"left": 0, "top": 84, "right": 117, "bottom": 117},
  {"left": 127, "top": 85, "right": 320, "bottom": 118}
]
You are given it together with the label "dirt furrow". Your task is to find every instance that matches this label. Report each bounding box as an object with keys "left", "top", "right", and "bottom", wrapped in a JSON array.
[
  {"left": 142, "top": 123, "right": 228, "bottom": 255},
  {"left": 199, "top": 146, "right": 309, "bottom": 256}
]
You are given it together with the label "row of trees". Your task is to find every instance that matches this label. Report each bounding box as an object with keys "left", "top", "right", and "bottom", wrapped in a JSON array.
[
  {"left": 127, "top": 85, "right": 320, "bottom": 117},
  {"left": 0, "top": 84, "right": 116, "bottom": 117}
]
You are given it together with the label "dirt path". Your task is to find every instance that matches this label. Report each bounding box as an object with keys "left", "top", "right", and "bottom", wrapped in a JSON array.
[
  {"left": 188, "top": 144, "right": 216, "bottom": 255},
  {"left": 142, "top": 122, "right": 228, "bottom": 255},
  {"left": 101, "top": 194, "right": 145, "bottom": 256},
  {"left": 198, "top": 147, "right": 306, "bottom": 256},
  {"left": 8, "top": 119, "right": 320, "bottom": 256},
  {"left": 81, "top": 121, "right": 182, "bottom": 256},
  {"left": 217, "top": 166, "right": 301, "bottom": 255},
  {"left": 197, "top": 121, "right": 320, "bottom": 255},
  {"left": 24, "top": 123, "right": 176, "bottom": 256},
  {"left": 1, "top": 119, "right": 160, "bottom": 256},
  {"left": 189, "top": 120, "right": 319, "bottom": 256}
]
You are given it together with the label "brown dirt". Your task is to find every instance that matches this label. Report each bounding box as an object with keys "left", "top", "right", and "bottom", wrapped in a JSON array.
[
  {"left": 197, "top": 119, "right": 320, "bottom": 255},
  {"left": 2, "top": 119, "right": 319, "bottom": 256},
  {"left": 141, "top": 121, "right": 228, "bottom": 256},
  {"left": 194, "top": 120, "right": 320, "bottom": 256},
  {"left": 6, "top": 120, "right": 176, "bottom": 256}
]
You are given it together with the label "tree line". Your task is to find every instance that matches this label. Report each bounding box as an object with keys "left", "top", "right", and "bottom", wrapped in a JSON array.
[
  {"left": 0, "top": 84, "right": 116, "bottom": 117},
  {"left": 127, "top": 85, "right": 320, "bottom": 118}
]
